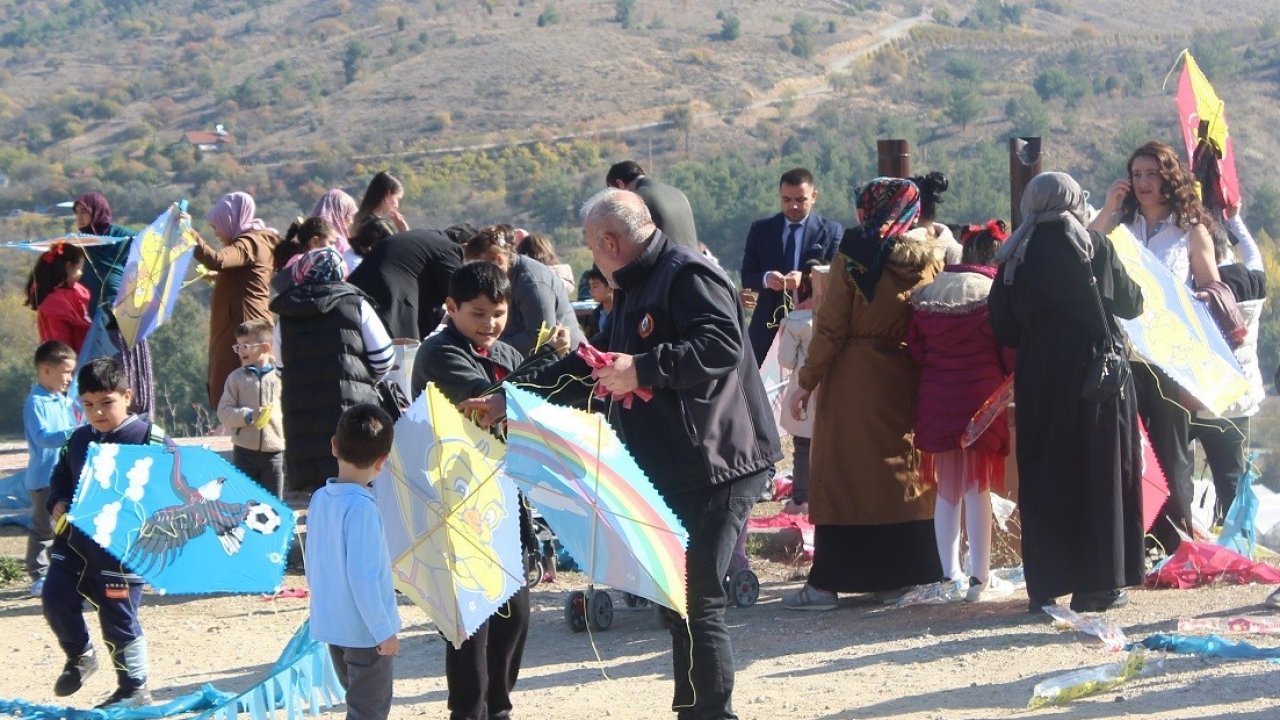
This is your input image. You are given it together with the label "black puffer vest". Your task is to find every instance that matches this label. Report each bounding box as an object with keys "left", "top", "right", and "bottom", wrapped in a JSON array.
[
  {"left": 271, "top": 281, "right": 380, "bottom": 492},
  {"left": 607, "top": 233, "right": 781, "bottom": 494}
]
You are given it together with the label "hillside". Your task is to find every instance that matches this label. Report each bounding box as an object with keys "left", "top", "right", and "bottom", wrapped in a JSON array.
[{"left": 2, "top": 0, "right": 1280, "bottom": 432}]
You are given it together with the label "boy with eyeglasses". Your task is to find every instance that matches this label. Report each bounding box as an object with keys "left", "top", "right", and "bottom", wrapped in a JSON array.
[{"left": 217, "top": 319, "right": 285, "bottom": 496}]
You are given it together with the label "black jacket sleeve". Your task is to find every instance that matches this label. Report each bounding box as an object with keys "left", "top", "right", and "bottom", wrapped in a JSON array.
[
  {"left": 987, "top": 265, "right": 1020, "bottom": 349},
  {"left": 633, "top": 268, "right": 743, "bottom": 391},
  {"left": 412, "top": 340, "right": 495, "bottom": 405}
]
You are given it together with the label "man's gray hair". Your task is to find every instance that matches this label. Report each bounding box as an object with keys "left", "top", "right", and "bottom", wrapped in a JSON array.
[{"left": 581, "top": 188, "right": 653, "bottom": 244}]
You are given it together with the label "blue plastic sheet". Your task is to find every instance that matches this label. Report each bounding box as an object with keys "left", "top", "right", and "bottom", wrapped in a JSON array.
[{"left": 1139, "top": 633, "right": 1280, "bottom": 659}]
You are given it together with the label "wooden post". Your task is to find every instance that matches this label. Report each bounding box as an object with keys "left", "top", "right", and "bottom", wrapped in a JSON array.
[
  {"left": 877, "top": 139, "right": 910, "bottom": 178},
  {"left": 1009, "top": 137, "right": 1043, "bottom": 227}
]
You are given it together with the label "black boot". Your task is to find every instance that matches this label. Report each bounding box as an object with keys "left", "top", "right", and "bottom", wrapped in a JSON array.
[{"left": 95, "top": 685, "right": 152, "bottom": 708}]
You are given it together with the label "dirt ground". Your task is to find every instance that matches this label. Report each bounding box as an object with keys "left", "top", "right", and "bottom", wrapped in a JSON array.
[{"left": 1, "top": 523, "right": 1279, "bottom": 720}]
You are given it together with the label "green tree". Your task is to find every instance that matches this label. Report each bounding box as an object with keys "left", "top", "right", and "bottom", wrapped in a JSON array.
[
  {"left": 945, "top": 55, "right": 981, "bottom": 81},
  {"left": 664, "top": 103, "right": 693, "bottom": 157},
  {"left": 614, "top": 0, "right": 635, "bottom": 27},
  {"left": 946, "top": 84, "right": 984, "bottom": 130},
  {"left": 1005, "top": 94, "right": 1050, "bottom": 137},
  {"left": 1033, "top": 67, "right": 1070, "bottom": 101},
  {"left": 149, "top": 292, "right": 213, "bottom": 436},
  {"left": 719, "top": 14, "right": 740, "bottom": 41},
  {"left": 537, "top": 4, "right": 560, "bottom": 26},
  {"left": 343, "top": 41, "right": 370, "bottom": 84}
]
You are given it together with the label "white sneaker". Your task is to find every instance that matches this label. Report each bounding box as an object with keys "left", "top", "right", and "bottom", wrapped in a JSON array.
[
  {"left": 966, "top": 574, "right": 1017, "bottom": 603},
  {"left": 781, "top": 583, "right": 838, "bottom": 611}
]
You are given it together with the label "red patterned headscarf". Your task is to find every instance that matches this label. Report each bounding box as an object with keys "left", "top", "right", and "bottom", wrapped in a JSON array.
[{"left": 838, "top": 177, "right": 921, "bottom": 302}]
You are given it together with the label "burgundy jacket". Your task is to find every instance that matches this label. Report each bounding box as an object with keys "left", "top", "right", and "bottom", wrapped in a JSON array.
[{"left": 906, "top": 264, "right": 1013, "bottom": 455}]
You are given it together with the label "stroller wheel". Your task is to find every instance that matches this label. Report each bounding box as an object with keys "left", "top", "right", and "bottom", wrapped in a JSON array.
[
  {"left": 726, "top": 570, "right": 760, "bottom": 608},
  {"left": 525, "top": 552, "right": 544, "bottom": 588},
  {"left": 587, "top": 589, "right": 614, "bottom": 631},
  {"left": 564, "top": 591, "right": 587, "bottom": 632}
]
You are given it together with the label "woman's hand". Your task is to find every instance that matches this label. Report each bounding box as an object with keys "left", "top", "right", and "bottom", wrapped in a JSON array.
[
  {"left": 389, "top": 209, "right": 409, "bottom": 232},
  {"left": 790, "top": 388, "right": 812, "bottom": 421},
  {"left": 1102, "top": 178, "right": 1130, "bottom": 214}
]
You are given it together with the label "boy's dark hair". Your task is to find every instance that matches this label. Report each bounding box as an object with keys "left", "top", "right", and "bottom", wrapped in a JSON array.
[
  {"left": 335, "top": 403, "right": 394, "bottom": 469},
  {"left": 606, "top": 160, "right": 645, "bottom": 187},
  {"left": 450, "top": 261, "right": 511, "bottom": 305},
  {"left": 583, "top": 266, "right": 607, "bottom": 285},
  {"left": 779, "top": 167, "right": 814, "bottom": 188},
  {"left": 236, "top": 319, "right": 274, "bottom": 344},
  {"left": 798, "top": 259, "right": 822, "bottom": 304},
  {"left": 34, "top": 340, "right": 76, "bottom": 367},
  {"left": 78, "top": 357, "right": 128, "bottom": 395}
]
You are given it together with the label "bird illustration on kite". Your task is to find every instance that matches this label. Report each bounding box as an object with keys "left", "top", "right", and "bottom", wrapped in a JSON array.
[
  {"left": 124, "top": 444, "right": 269, "bottom": 574},
  {"left": 69, "top": 443, "right": 294, "bottom": 594}
]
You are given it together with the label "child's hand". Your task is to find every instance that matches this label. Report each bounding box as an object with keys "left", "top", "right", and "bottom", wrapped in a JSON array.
[
  {"left": 377, "top": 635, "right": 400, "bottom": 656},
  {"left": 458, "top": 394, "right": 506, "bottom": 429},
  {"left": 549, "top": 324, "right": 572, "bottom": 356},
  {"left": 51, "top": 501, "right": 68, "bottom": 525}
]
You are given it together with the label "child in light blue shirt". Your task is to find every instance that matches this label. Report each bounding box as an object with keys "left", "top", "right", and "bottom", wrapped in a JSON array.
[
  {"left": 22, "top": 340, "right": 78, "bottom": 598},
  {"left": 305, "top": 404, "right": 400, "bottom": 720}
]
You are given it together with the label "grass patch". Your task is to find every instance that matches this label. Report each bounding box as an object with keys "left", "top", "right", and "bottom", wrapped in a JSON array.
[{"left": 0, "top": 556, "right": 24, "bottom": 585}]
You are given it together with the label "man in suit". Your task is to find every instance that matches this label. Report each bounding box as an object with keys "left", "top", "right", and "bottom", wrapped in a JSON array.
[
  {"left": 606, "top": 160, "right": 699, "bottom": 249},
  {"left": 740, "top": 168, "right": 844, "bottom": 365}
]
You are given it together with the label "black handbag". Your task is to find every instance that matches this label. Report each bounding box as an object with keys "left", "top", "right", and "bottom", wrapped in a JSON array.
[
  {"left": 375, "top": 379, "right": 411, "bottom": 422},
  {"left": 1081, "top": 265, "right": 1130, "bottom": 403}
]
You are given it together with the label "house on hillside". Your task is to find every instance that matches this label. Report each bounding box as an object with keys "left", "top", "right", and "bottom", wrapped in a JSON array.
[{"left": 183, "top": 124, "right": 235, "bottom": 152}]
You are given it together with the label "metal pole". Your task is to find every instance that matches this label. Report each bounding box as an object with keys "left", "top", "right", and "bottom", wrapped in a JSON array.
[
  {"left": 877, "top": 139, "right": 910, "bottom": 178},
  {"left": 1009, "top": 137, "right": 1043, "bottom": 227}
]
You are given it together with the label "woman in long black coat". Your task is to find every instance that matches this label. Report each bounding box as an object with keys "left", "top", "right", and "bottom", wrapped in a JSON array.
[
  {"left": 347, "top": 223, "right": 462, "bottom": 340},
  {"left": 988, "top": 172, "right": 1145, "bottom": 614}
]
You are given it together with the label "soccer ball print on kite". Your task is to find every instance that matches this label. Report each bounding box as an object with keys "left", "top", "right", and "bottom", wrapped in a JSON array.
[{"left": 245, "top": 503, "right": 283, "bottom": 535}]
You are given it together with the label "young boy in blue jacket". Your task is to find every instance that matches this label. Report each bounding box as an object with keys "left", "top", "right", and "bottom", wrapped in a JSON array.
[
  {"left": 44, "top": 357, "right": 167, "bottom": 708},
  {"left": 305, "top": 403, "right": 401, "bottom": 720},
  {"left": 23, "top": 340, "right": 79, "bottom": 599}
]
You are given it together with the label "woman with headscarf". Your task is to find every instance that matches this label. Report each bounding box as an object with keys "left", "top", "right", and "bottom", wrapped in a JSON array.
[
  {"left": 781, "top": 177, "right": 946, "bottom": 611},
  {"left": 269, "top": 248, "right": 393, "bottom": 492},
  {"left": 190, "top": 192, "right": 281, "bottom": 410},
  {"left": 73, "top": 192, "right": 155, "bottom": 416},
  {"left": 310, "top": 188, "right": 360, "bottom": 272},
  {"left": 1089, "top": 141, "right": 1219, "bottom": 555},
  {"left": 990, "top": 172, "right": 1145, "bottom": 613}
]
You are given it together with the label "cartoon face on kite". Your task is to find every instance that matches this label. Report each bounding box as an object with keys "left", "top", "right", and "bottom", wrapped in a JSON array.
[
  {"left": 124, "top": 447, "right": 280, "bottom": 574},
  {"left": 431, "top": 439, "right": 510, "bottom": 603}
]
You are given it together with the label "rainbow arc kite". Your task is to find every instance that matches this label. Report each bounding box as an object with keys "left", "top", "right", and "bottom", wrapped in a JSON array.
[{"left": 502, "top": 383, "right": 688, "bottom": 616}]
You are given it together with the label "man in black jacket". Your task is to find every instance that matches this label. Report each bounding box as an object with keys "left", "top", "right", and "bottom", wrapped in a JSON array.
[
  {"left": 606, "top": 160, "right": 699, "bottom": 250},
  {"left": 465, "top": 189, "right": 780, "bottom": 720}
]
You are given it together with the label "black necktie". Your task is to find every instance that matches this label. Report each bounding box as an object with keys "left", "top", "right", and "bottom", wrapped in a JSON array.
[{"left": 784, "top": 222, "right": 801, "bottom": 273}]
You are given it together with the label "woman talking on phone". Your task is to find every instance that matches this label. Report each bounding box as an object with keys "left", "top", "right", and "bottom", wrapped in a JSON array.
[{"left": 1089, "top": 140, "right": 1220, "bottom": 556}]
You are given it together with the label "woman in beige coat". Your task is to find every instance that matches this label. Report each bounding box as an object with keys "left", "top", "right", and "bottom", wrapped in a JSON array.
[
  {"left": 190, "top": 192, "right": 280, "bottom": 410},
  {"left": 783, "top": 177, "right": 945, "bottom": 610}
]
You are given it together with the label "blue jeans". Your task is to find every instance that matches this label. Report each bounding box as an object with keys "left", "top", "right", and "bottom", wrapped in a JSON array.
[{"left": 658, "top": 469, "right": 768, "bottom": 720}]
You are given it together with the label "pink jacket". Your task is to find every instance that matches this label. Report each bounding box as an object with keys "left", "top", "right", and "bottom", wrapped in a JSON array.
[{"left": 906, "top": 265, "right": 1012, "bottom": 455}]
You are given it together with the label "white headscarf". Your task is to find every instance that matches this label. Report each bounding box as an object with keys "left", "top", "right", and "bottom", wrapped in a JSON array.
[{"left": 996, "top": 172, "right": 1094, "bottom": 285}]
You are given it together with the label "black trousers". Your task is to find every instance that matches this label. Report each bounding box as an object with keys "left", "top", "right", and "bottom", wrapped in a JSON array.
[
  {"left": 1132, "top": 363, "right": 1193, "bottom": 552},
  {"left": 445, "top": 585, "right": 530, "bottom": 720},
  {"left": 658, "top": 469, "right": 767, "bottom": 720},
  {"left": 42, "top": 559, "right": 147, "bottom": 690},
  {"left": 329, "top": 645, "right": 395, "bottom": 720},
  {"left": 1190, "top": 415, "right": 1251, "bottom": 526}
]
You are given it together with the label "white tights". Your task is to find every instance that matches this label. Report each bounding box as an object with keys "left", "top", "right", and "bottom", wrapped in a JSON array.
[{"left": 934, "top": 487, "right": 992, "bottom": 583}]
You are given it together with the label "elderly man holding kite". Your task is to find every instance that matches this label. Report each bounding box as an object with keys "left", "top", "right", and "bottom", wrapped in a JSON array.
[{"left": 465, "top": 188, "right": 781, "bottom": 720}]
